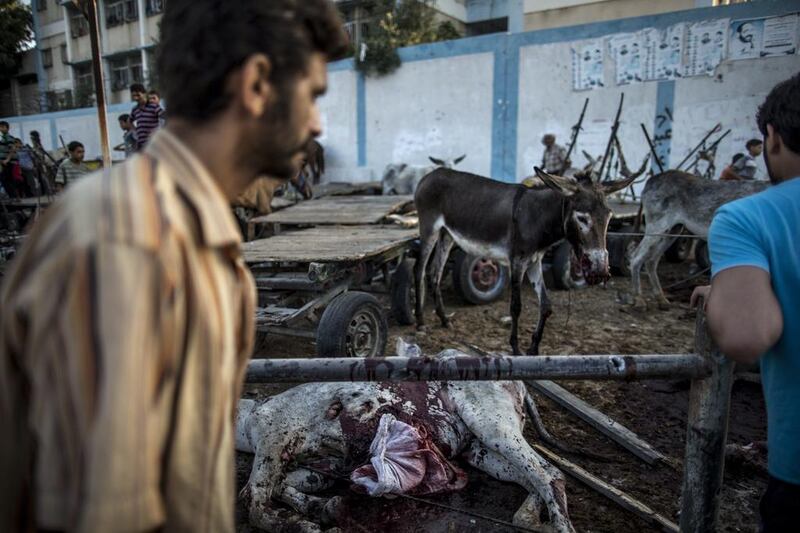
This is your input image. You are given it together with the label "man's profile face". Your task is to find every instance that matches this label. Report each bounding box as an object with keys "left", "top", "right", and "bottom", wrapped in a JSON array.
[
  {"left": 131, "top": 90, "right": 145, "bottom": 104},
  {"left": 749, "top": 143, "right": 763, "bottom": 157},
  {"left": 0, "top": 124, "right": 8, "bottom": 134},
  {"left": 119, "top": 119, "right": 129, "bottom": 131},
  {"left": 251, "top": 52, "right": 327, "bottom": 180}
]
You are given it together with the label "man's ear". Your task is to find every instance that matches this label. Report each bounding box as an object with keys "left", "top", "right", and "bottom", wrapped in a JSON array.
[
  {"left": 765, "top": 124, "right": 782, "bottom": 155},
  {"left": 237, "top": 53, "right": 273, "bottom": 118}
]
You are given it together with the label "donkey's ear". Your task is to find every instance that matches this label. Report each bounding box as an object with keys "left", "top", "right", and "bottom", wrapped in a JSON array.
[
  {"left": 429, "top": 156, "right": 445, "bottom": 166},
  {"left": 453, "top": 154, "right": 466, "bottom": 165},
  {"left": 534, "top": 167, "right": 578, "bottom": 196}
]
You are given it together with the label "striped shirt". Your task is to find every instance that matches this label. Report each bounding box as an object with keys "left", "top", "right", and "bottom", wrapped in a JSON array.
[
  {"left": 55, "top": 158, "right": 91, "bottom": 185},
  {"left": 0, "top": 129, "right": 255, "bottom": 533},
  {"left": 131, "top": 103, "right": 165, "bottom": 147}
]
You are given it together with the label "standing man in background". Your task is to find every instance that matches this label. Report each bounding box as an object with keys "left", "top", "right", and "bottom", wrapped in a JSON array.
[
  {"left": 113, "top": 114, "right": 139, "bottom": 158},
  {"left": 130, "top": 83, "right": 164, "bottom": 149},
  {"left": 541, "top": 133, "right": 569, "bottom": 173},
  {"left": 728, "top": 138, "right": 763, "bottom": 180},
  {"left": 0, "top": 1, "right": 348, "bottom": 532},
  {"left": 691, "top": 74, "right": 800, "bottom": 533}
]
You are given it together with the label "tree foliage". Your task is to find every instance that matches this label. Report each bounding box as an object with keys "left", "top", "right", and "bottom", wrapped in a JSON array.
[
  {"left": 0, "top": 0, "right": 33, "bottom": 78},
  {"left": 356, "top": 0, "right": 462, "bottom": 77}
]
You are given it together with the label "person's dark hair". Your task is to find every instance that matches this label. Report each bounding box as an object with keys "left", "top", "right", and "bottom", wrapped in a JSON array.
[
  {"left": 129, "top": 83, "right": 146, "bottom": 93},
  {"left": 157, "top": 0, "right": 349, "bottom": 121},
  {"left": 731, "top": 153, "right": 744, "bottom": 164},
  {"left": 147, "top": 89, "right": 159, "bottom": 97},
  {"left": 30, "top": 130, "right": 40, "bottom": 139},
  {"left": 745, "top": 138, "right": 762, "bottom": 149},
  {"left": 119, "top": 114, "right": 130, "bottom": 122},
  {"left": 67, "top": 141, "right": 84, "bottom": 152},
  {"left": 0, "top": 121, "right": 9, "bottom": 128},
  {"left": 756, "top": 73, "right": 800, "bottom": 154}
]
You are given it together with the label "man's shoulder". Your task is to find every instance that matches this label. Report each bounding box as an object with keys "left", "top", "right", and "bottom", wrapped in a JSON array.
[{"left": 56, "top": 158, "right": 172, "bottom": 251}]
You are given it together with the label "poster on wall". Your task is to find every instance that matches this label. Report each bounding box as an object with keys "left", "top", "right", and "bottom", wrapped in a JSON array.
[
  {"left": 608, "top": 33, "right": 644, "bottom": 85},
  {"left": 643, "top": 24, "right": 686, "bottom": 81},
  {"left": 571, "top": 40, "right": 605, "bottom": 91},
  {"left": 686, "top": 18, "right": 729, "bottom": 76},
  {"left": 729, "top": 13, "right": 799, "bottom": 60}
]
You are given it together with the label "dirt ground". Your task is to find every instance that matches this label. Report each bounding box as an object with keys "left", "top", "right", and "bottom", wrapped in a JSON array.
[{"left": 238, "top": 262, "right": 767, "bottom": 533}]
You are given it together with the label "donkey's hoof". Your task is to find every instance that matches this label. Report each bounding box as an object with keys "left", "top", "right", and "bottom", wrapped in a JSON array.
[{"left": 439, "top": 318, "right": 451, "bottom": 329}]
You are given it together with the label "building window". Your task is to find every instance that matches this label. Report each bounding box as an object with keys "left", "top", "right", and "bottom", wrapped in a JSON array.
[
  {"left": 36, "top": 0, "right": 47, "bottom": 12},
  {"left": 74, "top": 64, "right": 94, "bottom": 90},
  {"left": 146, "top": 0, "right": 164, "bottom": 16},
  {"left": 60, "top": 44, "right": 68, "bottom": 64},
  {"left": 41, "top": 48, "right": 53, "bottom": 68},
  {"left": 71, "top": 11, "right": 89, "bottom": 38},
  {"left": 106, "top": 0, "right": 138, "bottom": 27},
  {"left": 109, "top": 54, "right": 144, "bottom": 91}
]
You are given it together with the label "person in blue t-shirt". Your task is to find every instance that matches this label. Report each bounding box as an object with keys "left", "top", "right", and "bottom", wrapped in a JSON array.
[{"left": 691, "top": 73, "right": 800, "bottom": 533}]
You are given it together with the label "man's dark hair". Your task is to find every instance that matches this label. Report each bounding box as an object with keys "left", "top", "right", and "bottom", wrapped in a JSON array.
[
  {"left": 757, "top": 73, "right": 800, "bottom": 154},
  {"left": 0, "top": 121, "right": 9, "bottom": 128},
  {"left": 157, "top": 0, "right": 349, "bottom": 121},
  {"left": 732, "top": 153, "right": 744, "bottom": 164},
  {"left": 67, "top": 141, "right": 84, "bottom": 152},
  {"left": 119, "top": 114, "right": 130, "bottom": 122},
  {"left": 30, "top": 130, "right": 40, "bottom": 139},
  {"left": 129, "top": 83, "right": 146, "bottom": 93},
  {"left": 148, "top": 89, "right": 159, "bottom": 97},
  {"left": 745, "top": 138, "right": 762, "bottom": 149}
]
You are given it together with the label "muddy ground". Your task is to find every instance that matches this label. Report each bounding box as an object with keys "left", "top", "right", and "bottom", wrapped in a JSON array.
[{"left": 238, "top": 262, "right": 767, "bottom": 533}]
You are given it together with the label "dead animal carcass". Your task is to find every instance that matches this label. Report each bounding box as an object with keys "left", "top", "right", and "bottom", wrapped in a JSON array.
[{"left": 236, "top": 347, "right": 575, "bottom": 533}]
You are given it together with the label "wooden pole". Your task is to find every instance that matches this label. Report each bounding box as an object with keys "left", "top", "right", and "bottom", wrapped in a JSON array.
[
  {"left": 83, "top": 0, "right": 112, "bottom": 168},
  {"left": 245, "top": 353, "right": 710, "bottom": 384},
  {"left": 679, "top": 300, "right": 734, "bottom": 532}
]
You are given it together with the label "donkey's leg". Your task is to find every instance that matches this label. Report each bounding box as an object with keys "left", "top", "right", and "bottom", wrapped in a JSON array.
[
  {"left": 414, "top": 223, "right": 441, "bottom": 329},
  {"left": 526, "top": 256, "right": 551, "bottom": 356},
  {"left": 508, "top": 258, "right": 529, "bottom": 356},
  {"left": 431, "top": 231, "right": 455, "bottom": 328},
  {"left": 277, "top": 469, "right": 340, "bottom": 526},
  {"left": 645, "top": 235, "right": 677, "bottom": 309}
]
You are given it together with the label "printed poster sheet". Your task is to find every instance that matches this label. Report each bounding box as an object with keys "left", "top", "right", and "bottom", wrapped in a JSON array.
[
  {"left": 572, "top": 40, "right": 605, "bottom": 91},
  {"left": 686, "top": 18, "right": 729, "bottom": 76},
  {"left": 729, "top": 14, "right": 799, "bottom": 60},
  {"left": 643, "top": 24, "right": 685, "bottom": 81},
  {"left": 608, "top": 33, "right": 644, "bottom": 85}
]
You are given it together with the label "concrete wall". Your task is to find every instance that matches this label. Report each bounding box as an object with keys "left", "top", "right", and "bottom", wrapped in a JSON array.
[
  {"left": 365, "top": 52, "right": 495, "bottom": 178},
  {"left": 318, "top": 69, "right": 360, "bottom": 180}
]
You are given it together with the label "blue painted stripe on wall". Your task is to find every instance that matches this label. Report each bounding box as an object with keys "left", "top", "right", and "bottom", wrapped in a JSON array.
[
  {"left": 328, "top": 58, "right": 355, "bottom": 72},
  {"left": 49, "top": 118, "right": 58, "bottom": 150},
  {"left": 356, "top": 72, "right": 366, "bottom": 167},
  {"left": 653, "top": 81, "right": 675, "bottom": 171},
  {"left": 490, "top": 43, "right": 507, "bottom": 181}
]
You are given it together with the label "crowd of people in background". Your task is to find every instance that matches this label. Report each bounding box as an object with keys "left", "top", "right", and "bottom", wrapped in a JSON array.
[{"left": 0, "top": 83, "right": 165, "bottom": 199}]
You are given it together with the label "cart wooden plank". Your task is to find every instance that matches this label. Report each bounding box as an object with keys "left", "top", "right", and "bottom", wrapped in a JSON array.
[
  {"left": 242, "top": 225, "right": 418, "bottom": 264},
  {"left": 249, "top": 195, "right": 413, "bottom": 227},
  {"left": 313, "top": 181, "right": 382, "bottom": 198}
]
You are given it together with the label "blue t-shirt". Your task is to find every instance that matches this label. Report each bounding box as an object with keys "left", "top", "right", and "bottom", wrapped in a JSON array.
[{"left": 709, "top": 177, "right": 800, "bottom": 484}]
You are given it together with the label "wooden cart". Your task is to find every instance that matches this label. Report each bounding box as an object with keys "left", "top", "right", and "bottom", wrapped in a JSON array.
[{"left": 243, "top": 225, "right": 418, "bottom": 357}]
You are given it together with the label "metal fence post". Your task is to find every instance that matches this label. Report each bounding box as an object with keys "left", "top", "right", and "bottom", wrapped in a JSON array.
[{"left": 679, "top": 301, "right": 735, "bottom": 532}]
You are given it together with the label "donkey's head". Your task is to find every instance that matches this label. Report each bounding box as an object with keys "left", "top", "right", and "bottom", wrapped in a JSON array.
[{"left": 534, "top": 167, "right": 637, "bottom": 285}]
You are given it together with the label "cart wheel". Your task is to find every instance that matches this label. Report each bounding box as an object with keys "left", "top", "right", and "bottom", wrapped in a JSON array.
[
  {"left": 452, "top": 250, "right": 509, "bottom": 305},
  {"left": 695, "top": 240, "right": 710, "bottom": 270},
  {"left": 391, "top": 259, "right": 415, "bottom": 326},
  {"left": 316, "top": 291, "right": 388, "bottom": 358},
  {"left": 666, "top": 226, "right": 693, "bottom": 263}
]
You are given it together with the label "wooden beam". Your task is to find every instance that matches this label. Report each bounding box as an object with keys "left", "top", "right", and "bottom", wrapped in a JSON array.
[
  {"left": 679, "top": 301, "right": 734, "bottom": 532},
  {"left": 533, "top": 444, "right": 679, "bottom": 533},
  {"left": 527, "top": 380, "right": 671, "bottom": 466}
]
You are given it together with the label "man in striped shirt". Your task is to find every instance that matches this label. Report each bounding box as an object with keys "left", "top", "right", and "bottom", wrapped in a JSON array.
[
  {"left": 0, "top": 1, "right": 348, "bottom": 532},
  {"left": 130, "top": 83, "right": 164, "bottom": 148}
]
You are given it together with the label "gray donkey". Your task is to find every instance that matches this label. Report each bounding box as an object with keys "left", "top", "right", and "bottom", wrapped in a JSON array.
[
  {"left": 629, "top": 170, "right": 769, "bottom": 308},
  {"left": 414, "top": 167, "right": 637, "bottom": 355}
]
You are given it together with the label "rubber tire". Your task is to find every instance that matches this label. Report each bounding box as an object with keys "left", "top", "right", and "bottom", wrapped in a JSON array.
[
  {"left": 665, "top": 227, "right": 692, "bottom": 263},
  {"left": 452, "top": 250, "right": 509, "bottom": 305},
  {"left": 390, "top": 259, "right": 415, "bottom": 326},
  {"left": 316, "top": 291, "right": 388, "bottom": 358},
  {"left": 551, "top": 241, "right": 573, "bottom": 291},
  {"left": 695, "top": 240, "right": 710, "bottom": 270}
]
